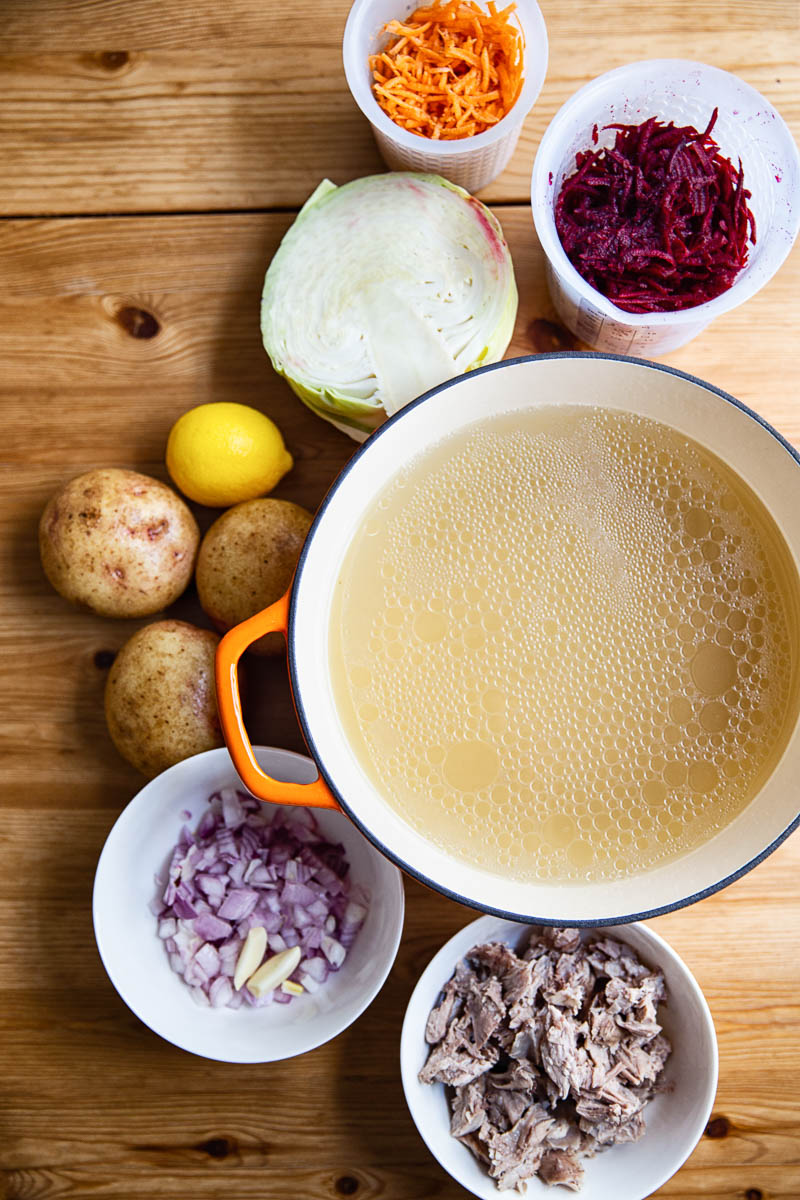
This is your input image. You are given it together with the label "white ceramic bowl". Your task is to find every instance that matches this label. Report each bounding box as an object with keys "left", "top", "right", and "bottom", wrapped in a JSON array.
[
  {"left": 343, "top": 0, "right": 548, "bottom": 193},
  {"left": 401, "top": 915, "right": 718, "bottom": 1200},
  {"left": 531, "top": 60, "right": 800, "bottom": 354},
  {"left": 93, "top": 746, "right": 405, "bottom": 1062}
]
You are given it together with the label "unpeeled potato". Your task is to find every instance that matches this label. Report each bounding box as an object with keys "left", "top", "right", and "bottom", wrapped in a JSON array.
[
  {"left": 105, "top": 620, "right": 223, "bottom": 777},
  {"left": 196, "top": 499, "right": 313, "bottom": 655},
  {"left": 39, "top": 467, "right": 199, "bottom": 618}
]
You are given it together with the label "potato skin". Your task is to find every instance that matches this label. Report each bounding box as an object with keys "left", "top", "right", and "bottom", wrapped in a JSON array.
[
  {"left": 196, "top": 499, "right": 313, "bottom": 655},
  {"left": 39, "top": 468, "right": 199, "bottom": 618},
  {"left": 105, "top": 620, "right": 223, "bottom": 777}
]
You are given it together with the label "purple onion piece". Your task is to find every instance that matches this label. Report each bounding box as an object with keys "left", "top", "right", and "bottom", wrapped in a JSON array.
[
  {"left": 303, "top": 956, "right": 329, "bottom": 984},
  {"left": 217, "top": 888, "right": 259, "bottom": 921},
  {"left": 209, "top": 976, "right": 233, "bottom": 1008}
]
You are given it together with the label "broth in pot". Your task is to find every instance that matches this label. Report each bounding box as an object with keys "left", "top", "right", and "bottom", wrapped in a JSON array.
[{"left": 330, "top": 406, "right": 800, "bottom": 884}]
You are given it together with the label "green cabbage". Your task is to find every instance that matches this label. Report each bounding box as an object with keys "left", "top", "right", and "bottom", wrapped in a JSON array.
[{"left": 261, "top": 174, "right": 518, "bottom": 441}]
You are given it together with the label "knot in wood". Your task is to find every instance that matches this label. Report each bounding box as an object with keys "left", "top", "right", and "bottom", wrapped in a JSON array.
[
  {"left": 527, "top": 317, "right": 578, "bottom": 353},
  {"left": 196, "top": 1136, "right": 235, "bottom": 1159},
  {"left": 704, "top": 1115, "right": 730, "bottom": 1138},
  {"left": 116, "top": 306, "right": 160, "bottom": 340},
  {"left": 99, "top": 50, "right": 130, "bottom": 71}
]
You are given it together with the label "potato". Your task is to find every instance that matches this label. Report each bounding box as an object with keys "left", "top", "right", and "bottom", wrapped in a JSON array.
[
  {"left": 39, "top": 467, "right": 199, "bottom": 618},
  {"left": 105, "top": 620, "right": 223, "bottom": 777},
  {"left": 196, "top": 499, "right": 313, "bottom": 655}
]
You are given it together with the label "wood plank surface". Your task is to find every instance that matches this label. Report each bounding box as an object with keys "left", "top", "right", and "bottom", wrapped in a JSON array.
[
  {"left": 1, "top": 1, "right": 797, "bottom": 212},
  {"left": 2, "top": 2, "right": 800, "bottom": 1199}
]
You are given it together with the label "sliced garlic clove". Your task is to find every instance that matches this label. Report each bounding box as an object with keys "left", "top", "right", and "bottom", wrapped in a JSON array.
[
  {"left": 233, "top": 925, "right": 267, "bottom": 991},
  {"left": 280, "top": 980, "right": 304, "bottom": 996},
  {"left": 246, "top": 945, "right": 302, "bottom": 997}
]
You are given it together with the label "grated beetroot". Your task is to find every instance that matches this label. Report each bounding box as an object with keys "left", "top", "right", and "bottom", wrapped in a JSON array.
[{"left": 554, "top": 109, "right": 756, "bottom": 313}]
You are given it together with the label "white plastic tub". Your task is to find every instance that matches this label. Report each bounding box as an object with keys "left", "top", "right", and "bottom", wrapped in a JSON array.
[
  {"left": 531, "top": 60, "right": 800, "bottom": 354},
  {"left": 344, "top": 0, "right": 548, "bottom": 193}
]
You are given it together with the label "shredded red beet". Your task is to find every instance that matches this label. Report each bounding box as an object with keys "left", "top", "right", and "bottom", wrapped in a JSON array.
[{"left": 555, "top": 109, "right": 757, "bottom": 313}]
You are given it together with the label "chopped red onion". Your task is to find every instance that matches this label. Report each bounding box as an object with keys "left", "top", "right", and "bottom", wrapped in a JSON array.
[
  {"left": 184, "top": 958, "right": 209, "bottom": 988},
  {"left": 196, "top": 874, "right": 227, "bottom": 903},
  {"left": 344, "top": 900, "right": 368, "bottom": 927},
  {"left": 292, "top": 904, "right": 314, "bottom": 929},
  {"left": 227, "top": 860, "right": 246, "bottom": 888},
  {"left": 193, "top": 913, "right": 233, "bottom": 942},
  {"left": 217, "top": 888, "right": 259, "bottom": 921},
  {"left": 321, "top": 934, "right": 346, "bottom": 970},
  {"left": 282, "top": 881, "right": 317, "bottom": 907},
  {"left": 194, "top": 942, "right": 221, "bottom": 977},
  {"left": 222, "top": 789, "right": 246, "bottom": 830},
  {"left": 258, "top": 910, "right": 283, "bottom": 935},
  {"left": 172, "top": 894, "right": 197, "bottom": 920},
  {"left": 307, "top": 898, "right": 329, "bottom": 921},
  {"left": 155, "top": 791, "right": 369, "bottom": 1010},
  {"left": 209, "top": 976, "right": 233, "bottom": 1008},
  {"left": 302, "top": 926, "right": 323, "bottom": 951},
  {"left": 196, "top": 810, "right": 217, "bottom": 839},
  {"left": 218, "top": 939, "right": 242, "bottom": 973},
  {"left": 302, "top": 955, "right": 329, "bottom": 983}
]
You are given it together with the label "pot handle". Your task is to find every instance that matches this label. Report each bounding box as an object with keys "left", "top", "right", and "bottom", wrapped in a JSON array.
[{"left": 215, "top": 591, "right": 340, "bottom": 810}]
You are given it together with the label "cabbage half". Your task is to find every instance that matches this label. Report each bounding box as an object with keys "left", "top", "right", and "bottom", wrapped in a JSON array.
[{"left": 261, "top": 174, "right": 518, "bottom": 441}]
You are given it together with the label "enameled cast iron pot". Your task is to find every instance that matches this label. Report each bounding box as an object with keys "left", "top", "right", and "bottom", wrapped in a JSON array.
[{"left": 216, "top": 354, "right": 800, "bottom": 925}]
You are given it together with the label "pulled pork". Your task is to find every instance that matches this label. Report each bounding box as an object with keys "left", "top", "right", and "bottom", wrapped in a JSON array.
[{"left": 419, "top": 927, "right": 671, "bottom": 1192}]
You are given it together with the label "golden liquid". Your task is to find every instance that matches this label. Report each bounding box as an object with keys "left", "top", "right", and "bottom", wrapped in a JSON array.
[{"left": 330, "top": 407, "right": 800, "bottom": 883}]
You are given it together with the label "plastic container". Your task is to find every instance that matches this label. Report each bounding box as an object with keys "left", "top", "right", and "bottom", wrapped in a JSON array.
[
  {"left": 343, "top": 0, "right": 548, "bottom": 194},
  {"left": 531, "top": 60, "right": 800, "bottom": 355}
]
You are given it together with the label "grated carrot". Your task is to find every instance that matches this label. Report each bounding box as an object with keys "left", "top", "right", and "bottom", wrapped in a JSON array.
[{"left": 368, "top": 0, "right": 524, "bottom": 141}]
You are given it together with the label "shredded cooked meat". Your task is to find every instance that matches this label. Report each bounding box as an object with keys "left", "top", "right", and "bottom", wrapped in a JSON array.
[
  {"left": 539, "top": 1148, "right": 584, "bottom": 1191},
  {"left": 419, "top": 927, "right": 671, "bottom": 1192}
]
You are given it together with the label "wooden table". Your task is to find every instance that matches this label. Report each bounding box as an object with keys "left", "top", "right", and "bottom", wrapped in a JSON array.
[{"left": 1, "top": 2, "right": 799, "bottom": 1197}]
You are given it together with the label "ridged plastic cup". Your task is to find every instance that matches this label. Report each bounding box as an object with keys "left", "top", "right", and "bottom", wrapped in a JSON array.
[
  {"left": 531, "top": 60, "right": 800, "bottom": 355},
  {"left": 343, "top": 0, "right": 548, "bottom": 194}
]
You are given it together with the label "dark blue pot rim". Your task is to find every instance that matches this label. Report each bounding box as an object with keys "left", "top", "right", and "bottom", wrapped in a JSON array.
[{"left": 287, "top": 352, "right": 800, "bottom": 927}]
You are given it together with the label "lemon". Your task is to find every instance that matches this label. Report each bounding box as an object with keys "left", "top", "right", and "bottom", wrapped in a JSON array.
[{"left": 166, "top": 403, "right": 293, "bottom": 507}]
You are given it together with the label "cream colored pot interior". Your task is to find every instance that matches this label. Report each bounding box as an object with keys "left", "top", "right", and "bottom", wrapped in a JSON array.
[{"left": 290, "top": 356, "right": 800, "bottom": 922}]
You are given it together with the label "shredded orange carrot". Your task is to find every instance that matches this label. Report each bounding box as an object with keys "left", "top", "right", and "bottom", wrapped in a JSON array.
[{"left": 369, "top": 0, "right": 524, "bottom": 140}]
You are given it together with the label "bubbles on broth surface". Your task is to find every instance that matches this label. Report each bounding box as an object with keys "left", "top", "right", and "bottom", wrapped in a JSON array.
[{"left": 330, "top": 407, "right": 799, "bottom": 884}]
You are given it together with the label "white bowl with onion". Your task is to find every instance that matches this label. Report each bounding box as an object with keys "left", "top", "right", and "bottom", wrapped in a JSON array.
[{"left": 93, "top": 746, "right": 405, "bottom": 1062}]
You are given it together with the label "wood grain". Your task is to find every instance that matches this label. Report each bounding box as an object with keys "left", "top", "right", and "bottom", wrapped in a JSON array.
[
  {"left": 1, "top": 206, "right": 798, "bottom": 809},
  {"left": 0, "top": 3, "right": 797, "bottom": 212},
  {"left": 2, "top": 3, "right": 800, "bottom": 1198},
  {"left": 1, "top": 203, "right": 800, "bottom": 1199}
]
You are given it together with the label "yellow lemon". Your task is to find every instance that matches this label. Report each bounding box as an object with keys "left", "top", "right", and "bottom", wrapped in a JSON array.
[{"left": 166, "top": 403, "right": 293, "bottom": 507}]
